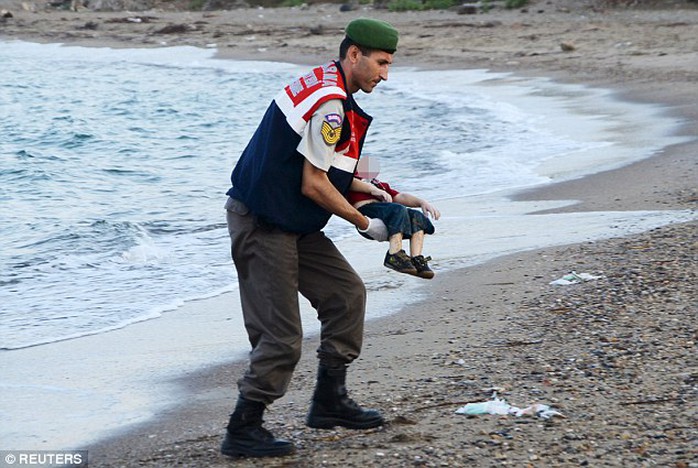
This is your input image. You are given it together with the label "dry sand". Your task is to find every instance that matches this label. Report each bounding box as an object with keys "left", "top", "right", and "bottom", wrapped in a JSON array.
[{"left": 1, "top": 0, "right": 696, "bottom": 466}]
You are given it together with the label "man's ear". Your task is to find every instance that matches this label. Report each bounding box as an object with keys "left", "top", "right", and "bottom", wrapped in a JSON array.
[{"left": 348, "top": 44, "right": 362, "bottom": 64}]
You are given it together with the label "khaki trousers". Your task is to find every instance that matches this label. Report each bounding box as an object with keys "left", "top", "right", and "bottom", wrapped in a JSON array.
[{"left": 226, "top": 203, "right": 367, "bottom": 404}]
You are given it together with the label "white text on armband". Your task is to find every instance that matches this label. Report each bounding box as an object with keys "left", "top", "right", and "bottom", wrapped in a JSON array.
[{"left": 287, "top": 63, "right": 340, "bottom": 98}]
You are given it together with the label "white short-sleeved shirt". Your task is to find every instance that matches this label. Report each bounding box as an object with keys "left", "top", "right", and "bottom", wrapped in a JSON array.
[{"left": 296, "top": 99, "right": 345, "bottom": 172}]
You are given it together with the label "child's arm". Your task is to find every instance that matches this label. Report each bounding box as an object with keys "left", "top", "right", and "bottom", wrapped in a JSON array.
[
  {"left": 393, "top": 192, "right": 441, "bottom": 220},
  {"left": 350, "top": 178, "right": 393, "bottom": 203}
]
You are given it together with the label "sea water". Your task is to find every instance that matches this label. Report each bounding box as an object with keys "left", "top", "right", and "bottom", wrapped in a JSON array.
[
  {"left": 0, "top": 40, "right": 693, "bottom": 449},
  {"left": 0, "top": 41, "right": 599, "bottom": 350}
]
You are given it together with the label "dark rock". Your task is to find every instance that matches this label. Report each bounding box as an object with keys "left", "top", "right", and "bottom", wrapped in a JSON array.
[
  {"left": 458, "top": 4, "right": 479, "bottom": 14},
  {"left": 560, "top": 41, "right": 576, "bottom": 51},
  {"left": 80, "top": 21, "right": 99, "bottom": 29},
  {"left": 155, "top": 23, "right": 196, "bottom": 34}
]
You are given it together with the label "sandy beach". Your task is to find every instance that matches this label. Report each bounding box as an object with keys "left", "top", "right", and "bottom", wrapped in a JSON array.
[{"left": 1, "top": 0, "right": 696, "bottom": 466}]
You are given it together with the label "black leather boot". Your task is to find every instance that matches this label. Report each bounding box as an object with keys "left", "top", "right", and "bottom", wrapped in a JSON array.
[
  {"left": 306, "top": 364, "right": 384, "bottom": 429},
  {"left": 221, "top": 396, "right": 295, "bottom": 458}
]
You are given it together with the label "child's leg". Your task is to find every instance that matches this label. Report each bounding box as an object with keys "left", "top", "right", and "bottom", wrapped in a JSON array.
[
  {"left": 408, "top": 230, "right": 424, "bottom": 257},
  {"left": 388, "top": 232, "right": 403, "bottom": 254},
  {"left": 409, "top": 231, "right": 434, "bottom": 279}
]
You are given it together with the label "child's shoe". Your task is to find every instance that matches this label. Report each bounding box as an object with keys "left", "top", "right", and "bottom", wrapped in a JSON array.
[
  {"left": 411, "top": 255, "right": 434, "bottom": 279},
  {"left": 384, "top": 250, "right": 418, "bottom": 276}
]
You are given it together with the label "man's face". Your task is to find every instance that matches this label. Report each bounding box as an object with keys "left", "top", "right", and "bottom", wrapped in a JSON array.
[{"left": 348, "top": 48, "right": 393, "bottom": 94}]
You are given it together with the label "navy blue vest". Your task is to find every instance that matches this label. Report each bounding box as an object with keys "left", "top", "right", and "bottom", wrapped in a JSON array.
[{"left": 227, "top": 61, "right": 372, "bottom": 234}]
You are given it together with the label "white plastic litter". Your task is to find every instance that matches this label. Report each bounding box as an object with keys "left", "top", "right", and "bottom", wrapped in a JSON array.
[
  {"left": 455, "top": 393, "right": 564, "bottom": 419},
  {"left": 550, "top": 271, "right": 603, "bottom": 286}
]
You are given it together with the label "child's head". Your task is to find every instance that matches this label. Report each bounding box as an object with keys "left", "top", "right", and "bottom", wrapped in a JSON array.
[{"left": 356, "top": 156, "right": 381, "bottom": 180}]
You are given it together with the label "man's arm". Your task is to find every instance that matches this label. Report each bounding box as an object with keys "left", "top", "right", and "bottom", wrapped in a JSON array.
[
  {"left": 296, "top": 99, "right": 386, "bottom": 237},
  {"left": 302, "top": 160, "right": 370, "bottom": 230}
]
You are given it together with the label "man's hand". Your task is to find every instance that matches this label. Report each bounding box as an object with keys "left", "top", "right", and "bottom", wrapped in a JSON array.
[{"left": 357, "top": 217, "right": 389, "bottom": 241}]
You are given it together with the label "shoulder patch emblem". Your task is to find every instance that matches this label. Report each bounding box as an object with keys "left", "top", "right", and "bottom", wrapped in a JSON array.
[{"left": 320, "top": 113, "right": 342, "bottom": 146}]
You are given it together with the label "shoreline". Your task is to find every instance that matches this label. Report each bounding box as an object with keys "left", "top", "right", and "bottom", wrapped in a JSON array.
[{"left": 2, "top": 1, "right": 696, "bottom": 466}]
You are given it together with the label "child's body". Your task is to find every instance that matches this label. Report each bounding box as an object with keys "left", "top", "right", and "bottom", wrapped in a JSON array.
[{"left": 347, "top": 177, "right": 440, "bottom": 279}]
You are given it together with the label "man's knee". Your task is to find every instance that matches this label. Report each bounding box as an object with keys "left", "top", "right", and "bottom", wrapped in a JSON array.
[
  {"left": 319, "top": 272, "right": 365, "bottom": 317},
  {"left": 345, "top": 272, "right": 366, "bottom": 307},
  {"left": 270, "top": 337, "right": 303, "bottom": 366}
]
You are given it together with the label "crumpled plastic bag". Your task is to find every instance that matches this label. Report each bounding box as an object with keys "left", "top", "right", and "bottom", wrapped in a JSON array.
[
  {"left": 550, "top": 271, "right": 603, "bottom": 286},
  {"left": 455, "top": 393, "right": 564, "bottom": 419}
]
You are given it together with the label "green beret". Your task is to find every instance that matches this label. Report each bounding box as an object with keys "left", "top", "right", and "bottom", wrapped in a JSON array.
[{"left": 345, "top": 18, "right": 399, "bottom": 53}]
